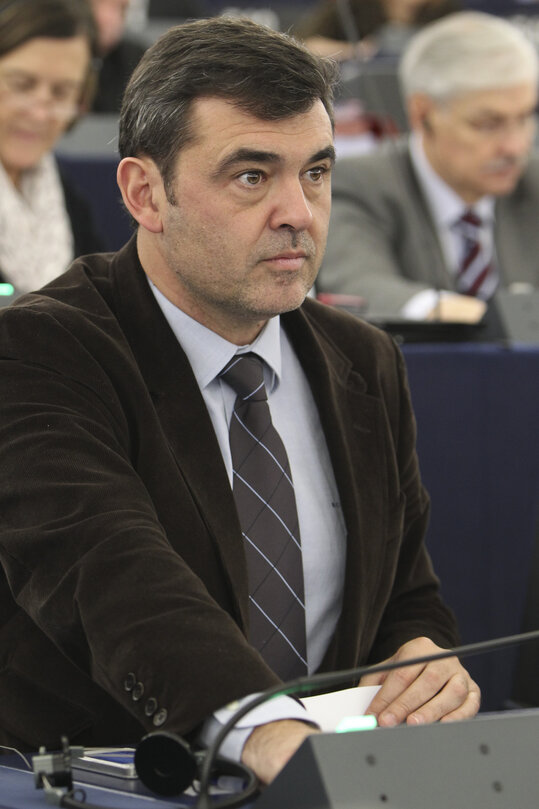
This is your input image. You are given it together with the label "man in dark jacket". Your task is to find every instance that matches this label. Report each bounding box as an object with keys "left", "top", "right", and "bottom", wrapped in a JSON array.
[{"left": 0, "top": 17, "right": 479, "bottom": 785}]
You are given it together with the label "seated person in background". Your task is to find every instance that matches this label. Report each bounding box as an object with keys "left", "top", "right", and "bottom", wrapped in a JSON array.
[
  {"left": 317, "top": 11, "right": 539, "bottom": 322},
  {"left": 0, "top": 17, "right": 479, "bottom": 784},
  {"left": 294, "top": 0, "right": 461, "bottom": 60},
  {"left": 0, "top": 0, "right": 104, "bottom": 295},
  {"left": 89, "top": 0, "right": 146, "bottom": 113}
]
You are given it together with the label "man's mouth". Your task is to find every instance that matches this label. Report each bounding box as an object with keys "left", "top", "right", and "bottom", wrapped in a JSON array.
[
  {"left": 263, "top": 251, "right": 308, "bottom": 270},
  {"left": 485, "top": 158, "right": 525, "bottom": 175}
]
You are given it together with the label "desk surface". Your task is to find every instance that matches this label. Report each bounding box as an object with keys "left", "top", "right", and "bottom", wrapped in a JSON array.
[{"left": 0, "top": 758, "right": 185, "bottom": 809}]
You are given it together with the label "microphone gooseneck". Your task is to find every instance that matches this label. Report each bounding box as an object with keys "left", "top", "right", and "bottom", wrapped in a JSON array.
[{"left": 195, "top": 628, "right": 539, "bottom": 809}]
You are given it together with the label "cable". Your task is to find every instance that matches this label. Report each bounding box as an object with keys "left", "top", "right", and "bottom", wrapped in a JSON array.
[
  {"left": 59, "top": 789, "right": 104, "bottom": 809},
  {"left": 195, "top": 628, "right": 539, "bottom": 809},
  {"left": 0, "top": 744, "right": 32, "bottom": 770},
  {"left": 134, "top": 730, "right": 259, "bottom": 808},
  {"left": 33, "top": 739, "right": 258, "bottom": 809},
  {"left": 192, "top": 758, "right": 259, "bottom": 809},
  {"left": 29, "top": 630, "right": 539, "bottom": 808}
]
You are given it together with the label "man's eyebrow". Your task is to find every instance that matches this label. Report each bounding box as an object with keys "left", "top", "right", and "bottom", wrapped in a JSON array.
[
  {"left": 310, "top": 146, "right": 337, "bottom": 165},
  {"left": 213, "top": 149, "right": 282, "bottom": 179},
  {"left": 213, "top": 144, "right": 336, "bottom": 179}
]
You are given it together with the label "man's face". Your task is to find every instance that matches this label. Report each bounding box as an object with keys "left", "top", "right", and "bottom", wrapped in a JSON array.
[
  {"left": 150, "top": 97, "right": 334, "bottom": 344},
  {"left": 417, "top": 83, "right": 537, "bottom": 204}
]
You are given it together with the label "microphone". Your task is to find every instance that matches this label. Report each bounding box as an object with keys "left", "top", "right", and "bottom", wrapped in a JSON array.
[
  {"left": 135, "top": 731, "right": 198, "bottom": 796},
  {"left": 195, "top": 628, "right": 539, "bottom": 809},
  {"left": 134, "top": 730, "right": 259, "bottom": 806}
]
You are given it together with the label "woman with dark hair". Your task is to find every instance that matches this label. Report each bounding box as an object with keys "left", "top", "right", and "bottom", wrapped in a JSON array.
[{"left": 0, "top": 0, "right": 104, "bottom": 294}]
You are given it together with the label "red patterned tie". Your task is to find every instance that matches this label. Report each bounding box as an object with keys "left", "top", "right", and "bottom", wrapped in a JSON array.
[{"left": 456, "top": 210, "right": 496, "bottom": 299}]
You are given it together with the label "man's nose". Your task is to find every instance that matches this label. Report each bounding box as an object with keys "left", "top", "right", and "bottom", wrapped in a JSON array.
[
  {"left": 268, "top": 180, "right": 314, "bottom": 231},
  {"left": 500, "top": 120, "right": 535, "bottom": 157}
]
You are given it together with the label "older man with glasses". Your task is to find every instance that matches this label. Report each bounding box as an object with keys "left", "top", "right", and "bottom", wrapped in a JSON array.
[{"left": 317, "top": 12, "right": 539, "bottom": 324}]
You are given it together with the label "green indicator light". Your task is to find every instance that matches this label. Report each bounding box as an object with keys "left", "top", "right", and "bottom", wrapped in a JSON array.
[
  {"left": 335, "top": 715, "right": 378, "bottom": 733},
  {"left": 0, "top": 283, "right": 14, "bottom": 296}
]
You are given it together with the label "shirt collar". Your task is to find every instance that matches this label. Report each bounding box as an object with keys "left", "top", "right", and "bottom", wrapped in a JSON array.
[
  {"left": 409, "top": 132, "right": 495, "bottom": 228},
  {"left": 148, "top": 280, "right": 282, "bottom": 392}
]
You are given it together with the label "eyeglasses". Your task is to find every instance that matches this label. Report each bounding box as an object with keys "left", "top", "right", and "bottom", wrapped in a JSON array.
[
  {"left": 0, "top": 70, "right": 82, "bottom": 121},
  {"left": 461, "top": 111, "right": 537, "bottom": 141}
]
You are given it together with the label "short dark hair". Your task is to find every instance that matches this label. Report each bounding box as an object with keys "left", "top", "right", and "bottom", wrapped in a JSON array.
[
  {"left": 119, "top": 17, "right": 338, "bottom": 195},
  {"left": 0, "top": 0, "right": 99, "bottom": 108}
]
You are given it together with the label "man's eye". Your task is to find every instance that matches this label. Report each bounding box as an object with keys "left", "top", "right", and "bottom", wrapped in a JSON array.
[
  {"left": 306, "top": 166, "right": 327, "bottom": 182},
  {"left": 238, "top": 171, "right": 263, "bottom": 186}
]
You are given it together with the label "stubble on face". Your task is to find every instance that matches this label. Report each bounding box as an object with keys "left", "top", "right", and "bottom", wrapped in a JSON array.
[
  {"left": 160, "top": 202, "right": 322, "bottom": 335},
  {"left": 151, "top": 98, "right": 333, "bottom": 344}
]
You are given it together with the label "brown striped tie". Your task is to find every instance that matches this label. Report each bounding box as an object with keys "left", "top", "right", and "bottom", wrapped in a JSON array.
[{"left": 220, "top": 353, "right": 307, "bottom": 680}]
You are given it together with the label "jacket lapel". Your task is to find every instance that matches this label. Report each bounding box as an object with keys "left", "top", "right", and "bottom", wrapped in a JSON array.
[
  {"left": 282, "top": 304, "right": 396, "bottom": 668},
  {"left": 108, "top": 238, "right": 250, "bottom": 625}
]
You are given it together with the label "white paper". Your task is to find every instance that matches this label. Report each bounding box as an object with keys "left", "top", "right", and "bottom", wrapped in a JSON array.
[{"left": 301, "top": 685, "right": 381, "bottom": 732}]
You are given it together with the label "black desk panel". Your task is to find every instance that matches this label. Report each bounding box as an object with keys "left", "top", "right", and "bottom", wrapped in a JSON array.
[{"left": 403, "top": 343, "right": 539, "bottom": 710}]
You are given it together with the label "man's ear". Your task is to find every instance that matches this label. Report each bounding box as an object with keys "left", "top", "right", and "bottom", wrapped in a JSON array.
[
  {"left": 407, "top": 93, "right": 437, "bottom": 137},
  {"left": 117, "top": 156, "right": 165, "bottom": 233}
]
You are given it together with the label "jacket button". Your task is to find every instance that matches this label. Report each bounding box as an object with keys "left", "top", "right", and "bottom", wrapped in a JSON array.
[
  {"left": 132, "top": 682, "right": 145, "bottom": 701},
  {"left": 124, "top": 672, "right": 136, "bottom": 692},
  {"left": 144, "top": 697, "right": 158, "bottom": 717},
  {"left": 153, "top": 708, "right": 168, "bottom": 727}
]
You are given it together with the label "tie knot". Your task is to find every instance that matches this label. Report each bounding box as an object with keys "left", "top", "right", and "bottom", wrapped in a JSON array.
[
  {"left": 220, "top": 353, "right": 267, "bottom": 402},
  {"left": 459, "top": 209, "right": 482, "bottom": 229}
]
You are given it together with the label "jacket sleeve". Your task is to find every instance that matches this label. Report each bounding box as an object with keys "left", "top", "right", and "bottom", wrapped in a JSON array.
[
  {"left": 0, "top": 304, "right": 279, "bottom": 744},
  {"left": 317, "top": 155, "right": 434, "bottom": 315}
]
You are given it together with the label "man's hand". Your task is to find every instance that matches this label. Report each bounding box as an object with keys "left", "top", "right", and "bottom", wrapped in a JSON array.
[
  {"left": 360, "top": 637, "right": 481, "bottom": 727},
  {"left": 242, "top": 719, "right": 319, "bottom": 784}
]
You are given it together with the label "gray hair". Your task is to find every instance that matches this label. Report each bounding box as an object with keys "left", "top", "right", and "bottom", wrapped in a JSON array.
[{"left": 399, "top": 11, "right": 539, "bottom": 101}]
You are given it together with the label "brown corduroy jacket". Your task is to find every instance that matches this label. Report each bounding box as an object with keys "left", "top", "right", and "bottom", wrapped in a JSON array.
[{"left": 0, "top": 236, "right": 458, "bottom": 751}]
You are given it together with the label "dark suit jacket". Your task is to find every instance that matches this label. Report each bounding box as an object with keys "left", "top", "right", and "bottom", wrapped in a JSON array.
[
  {"left": 0, "top": 237, "right": 458, "bottom": 750},
  {"left": 318, "top": 139, "right": 539, "bottom": 315}
]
